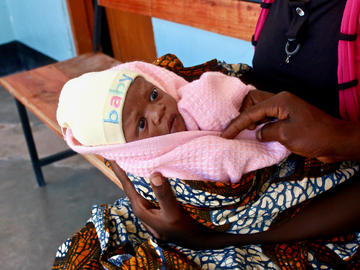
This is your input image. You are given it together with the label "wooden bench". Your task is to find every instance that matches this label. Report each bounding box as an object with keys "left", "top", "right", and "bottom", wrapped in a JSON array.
[{"left": 0, "top": 0, "right": 260, "bottom": 188}]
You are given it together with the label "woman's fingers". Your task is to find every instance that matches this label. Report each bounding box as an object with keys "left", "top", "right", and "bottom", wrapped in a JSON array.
[
  {"left": 109, "top": 161, "right": 151, "bottom": 209},
  {"left": 221, "top": 111, "right": 258, "bottom": 139},
  {"left": 141, "top": 221, "right": 161, "bottom": 239},
  {"left": 222, "top": 102, "right": 283, "bottom": 139},
  {"left": 256, "top": 120, "right": 287, "bottom": 143},
  {"left": 222, "top": 91, "right": 295, "bottom": 139},
  {"left": 149, "top": 173, "right": 183, "bottom": 215},
  {"left": 239, "top": 89, "right": 275, "bottom": 113},
  {"left": 110, "top": 161, "right": 136, "bottom": 195}
]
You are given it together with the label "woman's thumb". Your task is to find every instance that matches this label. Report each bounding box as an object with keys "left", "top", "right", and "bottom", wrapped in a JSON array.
[{"left": 150, "top": 173, "right": 180, "bottom": 213}]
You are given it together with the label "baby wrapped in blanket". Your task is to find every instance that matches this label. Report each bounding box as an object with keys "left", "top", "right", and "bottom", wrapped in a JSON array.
[{"left": 57, "top": 61, "right": 289, "bottom": 183}]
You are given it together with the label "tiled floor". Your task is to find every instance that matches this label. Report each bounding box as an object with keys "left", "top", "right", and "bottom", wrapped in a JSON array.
[{"left": 0, "top": 85, "right": 125, "bottom": 269}]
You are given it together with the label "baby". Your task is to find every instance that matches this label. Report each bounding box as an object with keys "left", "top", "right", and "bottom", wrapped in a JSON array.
[{"left": 57, "top": 61, "right": 289, "bottom": 183}]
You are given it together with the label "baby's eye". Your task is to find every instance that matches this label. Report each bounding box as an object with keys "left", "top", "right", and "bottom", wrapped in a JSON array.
[
  {"left": 150, "top": 89, "right": 158, "bottom": 101},
  {"left": 138, "top": 118, "right": 146, "bottom": 132}
]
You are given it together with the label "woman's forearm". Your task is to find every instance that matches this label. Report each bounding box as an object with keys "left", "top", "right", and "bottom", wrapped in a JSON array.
[{"left": 205, "top": 178, "right": 360, "bottom": 249}]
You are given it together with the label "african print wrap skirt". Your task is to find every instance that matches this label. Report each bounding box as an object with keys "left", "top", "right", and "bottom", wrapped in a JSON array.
[
  {"left": 53, "top": 55, "right": 360, "bottom": 269},
  {"left": 53, "top": 155, "right": 360, "bottom": 269}
]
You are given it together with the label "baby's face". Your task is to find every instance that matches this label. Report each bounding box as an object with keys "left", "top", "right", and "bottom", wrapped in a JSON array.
[{"left": 122, "top": 77, "right": 186, "bottom": 142}]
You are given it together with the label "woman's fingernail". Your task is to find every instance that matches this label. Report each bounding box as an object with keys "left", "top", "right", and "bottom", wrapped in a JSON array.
[{"left": 150, "top": 173, "right": 163, "bottom": 186}]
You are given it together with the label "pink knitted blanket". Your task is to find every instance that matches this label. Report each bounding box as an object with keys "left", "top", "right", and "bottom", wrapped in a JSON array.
[{"left": 63, "top": 62, "right": 289, "bottom": 183}]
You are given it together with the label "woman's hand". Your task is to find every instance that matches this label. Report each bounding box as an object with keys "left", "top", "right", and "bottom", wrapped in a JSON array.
[
  {"left": 110, "top": 161, "right": 224, "bottom": 250},
  {"left": 240, "top": 89, "right": 275, "bottom": 113},
  {"left": 238, "top": 89, "right": 276, "bottom": 130},
  {"left": 222, "top": 91, "right": 360, "bottom": 162}
]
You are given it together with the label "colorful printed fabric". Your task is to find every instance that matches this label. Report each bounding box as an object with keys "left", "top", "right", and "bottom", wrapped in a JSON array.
[{"left": 53, "top": 55, "right": 360, "bottom": 269}]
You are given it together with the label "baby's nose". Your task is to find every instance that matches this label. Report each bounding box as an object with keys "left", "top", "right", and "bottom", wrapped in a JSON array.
[{"left": 149, "top": 103, "right": 165, "bottom": 124}]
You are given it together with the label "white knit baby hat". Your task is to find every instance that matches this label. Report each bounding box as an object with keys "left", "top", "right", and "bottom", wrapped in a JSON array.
[{"left": 56, "top": 69, "right": 139, "bottom": 146}]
